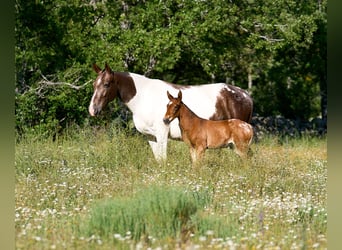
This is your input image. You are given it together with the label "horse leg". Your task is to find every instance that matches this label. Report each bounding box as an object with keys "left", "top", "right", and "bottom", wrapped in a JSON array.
[
  {"left": 148, "top": 140, "right": 168, "bottom": 161},
  {"left": 149, "top": 127, "right": 169, "bottom": 161},
  {"left": 148, "top": 141, "right": 160, "bottom": 159}
]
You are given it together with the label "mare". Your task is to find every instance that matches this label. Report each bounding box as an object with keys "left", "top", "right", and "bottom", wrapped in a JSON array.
[
  {"left": 88, "top": 63, "right": 253, "bottom": 161},
  {"left": 163, "top": 90, "right": 254, "bottom": 162}
]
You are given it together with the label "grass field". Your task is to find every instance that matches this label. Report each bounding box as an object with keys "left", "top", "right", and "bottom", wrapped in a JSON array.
[{"left": 15, "top": 125, "right": 327, "bottom": 249}]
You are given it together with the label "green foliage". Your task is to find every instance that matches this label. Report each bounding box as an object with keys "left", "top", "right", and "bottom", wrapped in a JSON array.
[
  {"left": 82, "top": 186, "right": 212, "bottom": 242},
  {"left": 15, "top": 0, "right": 327, "bottom": 134},
  {"left": 15, "top": 79, "right": 94, "bottom": 136}
]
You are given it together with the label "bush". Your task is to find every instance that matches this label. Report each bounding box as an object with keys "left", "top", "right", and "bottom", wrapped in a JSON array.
[{"left": 82, "top": 186, "right": 212, "bottom": 242}]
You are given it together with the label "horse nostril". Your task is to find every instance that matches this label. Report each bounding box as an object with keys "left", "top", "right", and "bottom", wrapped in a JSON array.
[{"left": 89, "top": 106, "right": 100, "bottom": 116}]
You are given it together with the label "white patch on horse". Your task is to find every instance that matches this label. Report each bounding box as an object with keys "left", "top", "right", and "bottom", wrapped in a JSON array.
[
  {"left": 238, "top": 122, "right": 252, "bottom": 131},
  {"left": 96, "top": 78, "right": 102, "bottom": 86},
  {"left": 126, "top": 73, "right": 222, "bottom": 139},
  {"left": 88, "top": 89, "right": 97, "bottom": 116}
]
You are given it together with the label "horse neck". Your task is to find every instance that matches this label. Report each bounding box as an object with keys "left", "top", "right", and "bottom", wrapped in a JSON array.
[
  {"left": 178, "top": 102, "right": 201, "bottom": 130},
  {"left": 114, "top": 72, "right": 137, "bottom": 104}
]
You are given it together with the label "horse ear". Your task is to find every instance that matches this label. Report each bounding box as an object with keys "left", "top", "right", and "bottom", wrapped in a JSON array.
[
  {"left": 105, "top": 63, "right": 112, "bottom": 73},
  {"left": 92, "top": 63, "right": 102, "bottom": 74},
  {"left": 167, "top": 91, "right": 173, "bottom": 101},
  {"left": 178, "top": 90, "right": 182, "bottom": 100}
]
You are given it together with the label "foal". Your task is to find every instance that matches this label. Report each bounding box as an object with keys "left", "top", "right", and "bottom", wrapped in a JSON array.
[{"left": 163, "top": 90, "right": 253, "bottom": 162}]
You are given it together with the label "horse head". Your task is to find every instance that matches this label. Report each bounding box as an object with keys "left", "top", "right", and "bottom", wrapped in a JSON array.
[
  {"left": 88, "top": 63, "right": 118, "bottom": 116},
  {"left": 163, "top": 90, "right": 182, "bottom": 125}
]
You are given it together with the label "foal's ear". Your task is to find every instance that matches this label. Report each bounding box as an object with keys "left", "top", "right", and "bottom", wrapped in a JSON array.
[
  {"left": 167, "top": 91, "right": 173, "bottom": 101},
  {"left": 177, "top": 90, "right": 182, "bottom": 100},
  {"left": 92, "top": 63, "right": 102, "bottom": 74}
]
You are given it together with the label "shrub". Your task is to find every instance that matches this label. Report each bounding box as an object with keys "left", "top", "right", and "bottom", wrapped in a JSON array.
[{"left": 82, "top": 186, "right": 212, "bottom": 242}]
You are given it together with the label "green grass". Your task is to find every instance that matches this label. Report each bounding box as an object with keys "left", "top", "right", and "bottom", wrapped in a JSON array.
[{"left": 15, "top": 124, "right": 327, "bottom": 249}]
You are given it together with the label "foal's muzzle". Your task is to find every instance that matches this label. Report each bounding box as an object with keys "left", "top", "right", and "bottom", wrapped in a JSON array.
[{"left": 163, "top": 118, "right": 171, "bottom": 125}]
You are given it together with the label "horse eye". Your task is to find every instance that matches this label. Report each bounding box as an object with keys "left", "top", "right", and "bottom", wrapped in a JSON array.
[{"left": 103, "top": 82, "right": 110, "bottom": 88}]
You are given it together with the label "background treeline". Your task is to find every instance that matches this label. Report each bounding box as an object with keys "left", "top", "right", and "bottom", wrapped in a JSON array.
[{"left": 15, "top": 0, "right": 327, "bottom": 135}]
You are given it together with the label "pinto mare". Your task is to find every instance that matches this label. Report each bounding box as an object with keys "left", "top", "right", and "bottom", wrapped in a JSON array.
[
  {"left": 163, "top": 90, "right": 254, "bottom": 162},
  {"left": 88, "top": 63, "right": 253, "bottom": 161}
]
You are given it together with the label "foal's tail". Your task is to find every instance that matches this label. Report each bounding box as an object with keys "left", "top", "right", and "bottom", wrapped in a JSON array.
[{"left": 246, "top": 124, "right": 254, "bottom": 158}]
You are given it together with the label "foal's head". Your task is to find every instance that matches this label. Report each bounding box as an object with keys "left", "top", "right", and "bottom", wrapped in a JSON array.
[
  {"left": 163, "top": 90, "right": 182, "bottom": 125},
  {"left": 89, "top": 63, "right": 118, "bottom": 116}
]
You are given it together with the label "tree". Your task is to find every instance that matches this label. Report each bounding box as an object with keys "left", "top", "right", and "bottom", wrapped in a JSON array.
[
  {"left": 15, "top": 0, "right": 327, "bottom": 134},
  {"left": 248, "top": 0, "right": 327, "bottom": 120}
]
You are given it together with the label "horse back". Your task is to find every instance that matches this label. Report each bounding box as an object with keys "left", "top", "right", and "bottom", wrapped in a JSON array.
[{"left": 208, "top": 84, "right": 253, "bottom": 123}]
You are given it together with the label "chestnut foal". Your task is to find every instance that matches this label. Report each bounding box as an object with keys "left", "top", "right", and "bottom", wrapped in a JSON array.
[{"left": 163, "top": 90, "right": 253, "bottom": 162}]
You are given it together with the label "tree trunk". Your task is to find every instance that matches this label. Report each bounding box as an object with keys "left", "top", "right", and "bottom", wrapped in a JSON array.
[{"left": 248, "top": 68, "right": 252, "bottom": 90}]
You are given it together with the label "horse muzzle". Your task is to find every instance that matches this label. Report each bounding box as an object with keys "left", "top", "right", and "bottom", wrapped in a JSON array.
[{"left": 89, "top": 105, "right": 100, "bottom": 116}]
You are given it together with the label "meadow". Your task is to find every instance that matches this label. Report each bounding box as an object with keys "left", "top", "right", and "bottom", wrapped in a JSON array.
[{"left": 15, "top": 124, "right": 327, "bottom": 249}]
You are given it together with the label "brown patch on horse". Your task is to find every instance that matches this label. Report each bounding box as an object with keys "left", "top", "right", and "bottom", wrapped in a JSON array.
[
  {"left": 210, "top": 86, "right": 253, "bottom": 123},
  {"left": 89, "top": 63, "right": 137, "bottom": 116},
  {"left": 115, "top": 72, "right": 137, "bottom": 103}
]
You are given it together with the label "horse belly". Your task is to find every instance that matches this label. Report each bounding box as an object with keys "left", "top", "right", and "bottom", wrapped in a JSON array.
[
  {"left": 207, "top": 137, "right": 230, "bottom": 149},
  {"left": 206, "top": 126, "right": 232, "bottom": 149},
  {"left": 132, "top": 115, "right": 158, "bottom": 136}
]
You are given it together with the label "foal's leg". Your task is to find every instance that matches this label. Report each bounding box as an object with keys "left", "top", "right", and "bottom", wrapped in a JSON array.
[
  {"left": 233, "top": 140, "right": 250, "bottom": 159},
  {"left": 191, "top": 145, "right": 205, "bottom": 163},
  {"left": 190, "top": 147, "right": 198, "bottom": 163},
  {"left": 235, "top": 148, "right": 247, "bottom": 158},
  {"left": 234, "top": 131, "right": 254, "bottom": 159}
]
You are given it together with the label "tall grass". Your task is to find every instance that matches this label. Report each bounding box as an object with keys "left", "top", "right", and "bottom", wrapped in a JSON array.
[
  {"left": 82, "top": 186, "right": 212, "bottom": 242},
  {"left": 15, "top": 124, "right": 327, "bottom": 249}
]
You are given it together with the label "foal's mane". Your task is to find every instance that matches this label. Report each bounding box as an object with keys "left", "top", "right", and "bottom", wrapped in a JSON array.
[{"left": 177, "top": 98, "right": 202, "bottom": 121}]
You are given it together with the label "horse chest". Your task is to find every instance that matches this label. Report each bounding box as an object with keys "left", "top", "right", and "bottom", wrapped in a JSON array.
[{"left": 132, "top": 113, "right": 158, "bottom": 136}]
